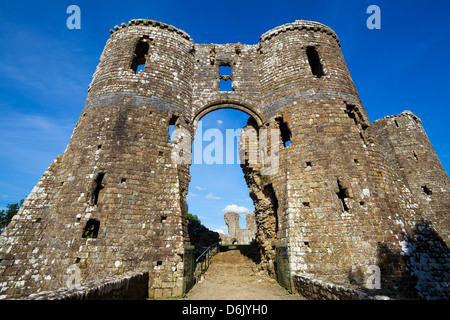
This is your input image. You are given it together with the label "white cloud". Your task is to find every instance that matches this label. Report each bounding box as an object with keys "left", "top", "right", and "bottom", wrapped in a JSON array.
[
  {"left": 195, "top": 186, "right": 205, "bottom": 191},
  {"left": 214, "top": 226, "right": 228, "bottom": 234},
  {"left": 1, "top": 195, "right": 8, "bottom": 199},
  {"left": 222, "top": 204, "right": 250, "bottom": 213},
  {"left": 206, "top": 193, "right": 220, "bottom": 200},
  {"left": 187, "top": 192, "right": 198, "bottom": 197}
]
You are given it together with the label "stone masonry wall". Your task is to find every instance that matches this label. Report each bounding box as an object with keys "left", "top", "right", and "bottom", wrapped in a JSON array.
[
  {"left": 372, "top": 111, "right": 450, "bottom": 243},
  {"left": 23, "top": 270, "right": 149, "bottom": 300},
  {"left": 220, "top": 211, "right": 256, "bottom": 245},
  {"left": 293, "top": 273, "right": 390, "bottom": 300}
]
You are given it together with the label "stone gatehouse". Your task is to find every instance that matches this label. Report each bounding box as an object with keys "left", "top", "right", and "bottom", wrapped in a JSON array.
[{"left": 0, "top": 19, "right": 449, "bottom": 299}]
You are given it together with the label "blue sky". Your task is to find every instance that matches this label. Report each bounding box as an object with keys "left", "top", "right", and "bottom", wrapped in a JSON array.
[{"left": 0, "top": 1, "right": 449, "bottom": 233}]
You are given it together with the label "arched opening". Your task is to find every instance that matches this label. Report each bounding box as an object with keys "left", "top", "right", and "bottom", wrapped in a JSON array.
[
  {"left": 192, "top": 101, "right": 263, "bottom": 130},
  {"left": 185, "top": 103, "right": 281, "bottom": 281},
  {"left": 187, "top": 108, "right": 257, "bottom": 239}
]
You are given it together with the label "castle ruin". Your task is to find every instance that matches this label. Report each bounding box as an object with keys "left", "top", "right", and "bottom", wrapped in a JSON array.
[
  {"left": 0, "top": 19, "right": 449, "bottom": 299},
  {"left": 219, "top": 211, "right": 256, "bottom": 245}
]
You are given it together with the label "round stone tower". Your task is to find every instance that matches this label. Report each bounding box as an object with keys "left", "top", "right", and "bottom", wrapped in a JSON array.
[
  {"left": 242, "top": 20, "right": 426, "bottom": 289},
  {"left": 258, "top": 21, "right": 363, "bottom": 117},
  {"left": 0, "top": 19, "right": 195, "bottom": 299}
]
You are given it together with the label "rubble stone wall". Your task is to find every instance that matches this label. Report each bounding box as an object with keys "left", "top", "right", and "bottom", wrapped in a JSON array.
[
  {"left": 220, "top": 211, "right": 256, "bottom": 245},
  {"left": 23, "top": 270, "right": 149, "bottom": 300},
  {"left": 293, "top": 273, "right": 390, "bottom": 300}
]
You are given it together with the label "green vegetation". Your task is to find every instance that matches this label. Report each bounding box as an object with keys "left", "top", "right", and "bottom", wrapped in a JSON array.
[
  {"left": 0, "top": 200, "right": 24, "bottom": 231},
  {"left": 187, "top": 213, "right": 201, "bottom": 224},
  {"left": 186, "top": 204, "right": 202, "bottom": 224}
]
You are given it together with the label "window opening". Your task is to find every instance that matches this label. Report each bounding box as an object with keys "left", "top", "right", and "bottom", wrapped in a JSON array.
[
  {"left": 91, "top": 173, "right": 105, "bottom": 206},
  {"left": 275, "top": 117, "right": 292, "bottom": 147},
  {"left": 306, "top": 46, "right": 324, "bottom": 78},
  {"left": 131, "top": 40, "right": 150, "bottom": 74},
  {"left": 345, "top": 104, "right": 358, "bottom": 126},
  {"left": 422, "top": 185, "right": 432, "bottom": 195},
  {"left": 169, "top": 115, "right": 178, "bottom": 143},
  {"left": 82, "top": 219, "right": 100, "bottom": 238},
  {"left": 336, "top": 179, "right": 350, "bottom": 212},
  {"left": 219, "top": 65, "right": 233, "bottom": 91}
]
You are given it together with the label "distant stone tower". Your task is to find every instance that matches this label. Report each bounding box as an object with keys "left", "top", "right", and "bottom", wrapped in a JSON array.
[
  {"left": 220, "top": 211, "right": 256, "bottom": 244},
  {"left": 1, "top": 19, "right": 448, "bottom": 299}
]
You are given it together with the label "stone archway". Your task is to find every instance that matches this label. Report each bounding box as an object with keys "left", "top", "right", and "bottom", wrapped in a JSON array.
[
  {"left": 192, "top": 100, "right": 264, "bottom": 129},
  {"left": 186, "top": 101, "right": 263, "bottom": 248}
]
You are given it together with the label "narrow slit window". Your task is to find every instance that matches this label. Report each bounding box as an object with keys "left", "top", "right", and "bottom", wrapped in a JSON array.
[
  {"left": 219, "top": 65, "right": 233, "bottom": 91},
  {"left": 306, "top": 46, "right": 324, "bottom": 78},
  {"left": 276, "top": 117, "right": 292, "bottom": 147},
  {"left": 345, "top": 104, "right": 358, "bottom": 126},
  {"left": 422, "top": 185, "right": 432, "bottom": 195},
  {"left": 91, "top": 173, "right": 105, "bottom": 205},
  {"left": 169, "top": 125, "right": 175, "bottom": 142},
  {"left": 336, "top": 179, "right": 350, "bottom": 212},
  {"left": 82, "top": 219, "right": 100, "bottom": 239},
  {"left": 168, "top": 116, "right": 178, "bottom": 143},
  {"left": 130, "top": 40, "right": 150, "bottom": 74}
]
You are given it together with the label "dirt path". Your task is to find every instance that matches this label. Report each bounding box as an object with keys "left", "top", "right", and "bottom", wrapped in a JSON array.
[{"left": 184, "top": 250, "right": 305, "bottom": 300}]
